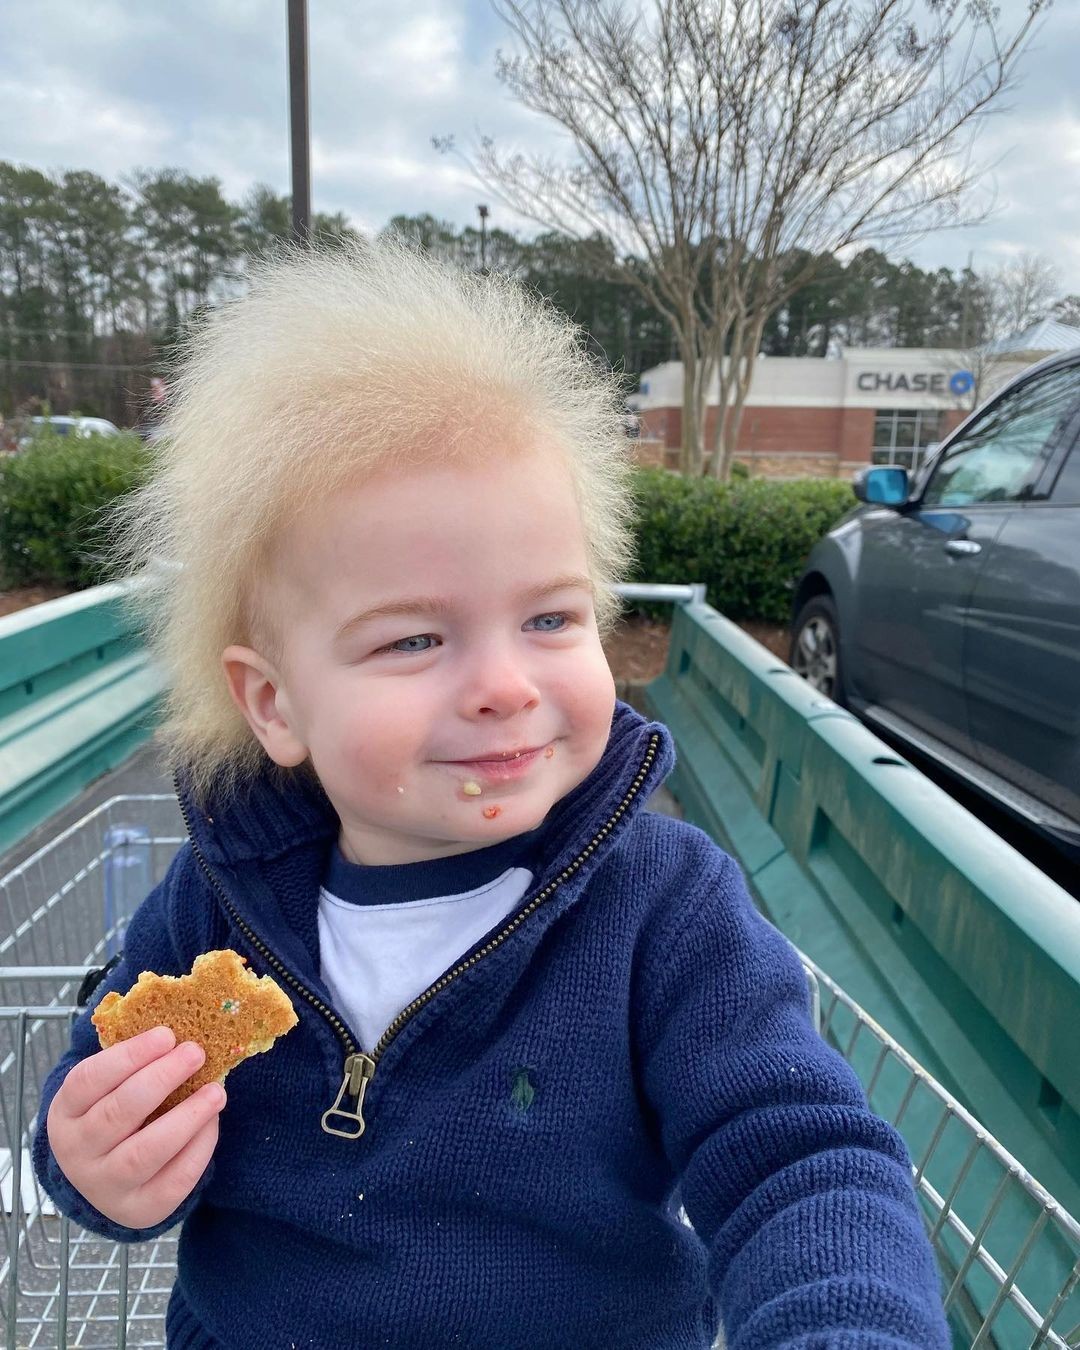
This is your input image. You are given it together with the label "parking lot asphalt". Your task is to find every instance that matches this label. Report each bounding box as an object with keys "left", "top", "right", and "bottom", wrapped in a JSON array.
[
  {"left": 870, "top": 729, "right": 1080, "bottom": 901},
  {"left": 0, "top": 741, "right": 174, "bottom": 883}
]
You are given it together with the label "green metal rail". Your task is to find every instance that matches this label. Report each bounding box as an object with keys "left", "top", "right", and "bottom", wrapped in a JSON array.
[
  {"left": 0, "top": 584, "right": 162, "bottom": 856},
  {"left": 644, "top": 600, "right": 1080, "bottom": 1339}
]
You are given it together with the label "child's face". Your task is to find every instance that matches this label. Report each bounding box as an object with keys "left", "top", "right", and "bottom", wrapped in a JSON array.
[{"left": 224, "top": 442, "right": 616, "bottom": 865}]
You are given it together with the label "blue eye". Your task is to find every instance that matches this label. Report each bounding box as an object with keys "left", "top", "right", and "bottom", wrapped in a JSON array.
[
  {"left": 528, "top": 612, "right": 569, "bottom": 632},
  {"left": 375, "top": 613, "right": 570, "bottom": 656},
  {"left": 385, "top": 634, "right": 439, "bottom": 654}
]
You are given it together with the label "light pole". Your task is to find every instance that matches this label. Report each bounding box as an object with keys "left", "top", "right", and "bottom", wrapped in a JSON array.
[
  {"left": 960, "top": 249, "right": 974, "bottom": 351},
  {"left": 477, "top": 204, "right": 489, "bottom": 272},
  {"left": 288, "top": 0, "right": 312, "bottom": 245}
]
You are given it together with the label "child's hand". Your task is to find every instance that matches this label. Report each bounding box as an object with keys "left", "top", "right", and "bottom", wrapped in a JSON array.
[{"left": 46, "top": 1025, "right": 226, "bottom": 1230}]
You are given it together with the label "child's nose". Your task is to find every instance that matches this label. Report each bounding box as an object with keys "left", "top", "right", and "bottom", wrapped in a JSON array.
[{"left": 464, "top": 650, "right": 541, "bottom": 719}]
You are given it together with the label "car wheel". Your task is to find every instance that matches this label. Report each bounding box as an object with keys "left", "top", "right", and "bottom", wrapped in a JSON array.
[{"left": 790, "top": 595, "right": 845, "bottom": 705}]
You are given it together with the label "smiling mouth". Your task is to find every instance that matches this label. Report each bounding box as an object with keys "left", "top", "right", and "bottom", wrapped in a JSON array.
[
  {"left": 443, "top": 745, "right": 549, "bottom": 781},
  {"left": 449, "top": 747, "right": 543, "bottom": 765}
]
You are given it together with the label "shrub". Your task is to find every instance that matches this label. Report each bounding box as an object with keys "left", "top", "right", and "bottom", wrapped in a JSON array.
[
  {"left": 0, "top": 432, "right": 151, "bottom": 588},
  {"left": 0, "top": 439, "right": 855, "bottom": 625},
  {"left": 629, "top": 468, "right": 855, "bottom": 624}
]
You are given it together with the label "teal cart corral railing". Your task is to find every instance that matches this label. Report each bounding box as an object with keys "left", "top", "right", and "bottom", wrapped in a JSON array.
[
  {"left": 0, "top": 585, "right": 163, "bottom": 857},
  {"left": 1, "top": 586, "right": 1078, "bottom": 1344},
  {"left": 645, "top": 598, "right": 1080, "bottom": 1343}
]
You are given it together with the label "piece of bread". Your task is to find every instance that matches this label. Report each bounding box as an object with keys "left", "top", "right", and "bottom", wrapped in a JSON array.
[{"left": 91, "top": 949, "right": 299, "bottom": 1121}]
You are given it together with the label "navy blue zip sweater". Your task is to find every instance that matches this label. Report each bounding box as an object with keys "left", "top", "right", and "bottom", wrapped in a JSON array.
[{"left": 33, "top": 703, "right": 950, "bottom": 1349}]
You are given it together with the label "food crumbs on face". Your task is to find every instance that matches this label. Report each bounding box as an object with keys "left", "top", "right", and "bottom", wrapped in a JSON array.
[
  {"left": 544, "top": 746, "right": 554, "bottom": 758},
  {"left": 396, "top": 786, "right": 405, "bottom": 794},
  {"left": 482, "top": 805, "right": 502, "bottom": 819},
  {"left": 462, "top": 780, "right": 483, "bottom": 796}
]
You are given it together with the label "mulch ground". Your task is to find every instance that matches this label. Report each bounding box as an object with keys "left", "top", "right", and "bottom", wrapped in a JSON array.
[
  {"left": 0, "top": 585, "right": 71, "bottom": 619},
  {"left": 0, "top": 587, "right": 792, "bottom": 677},
  {"left": 602, "top": 612, "right": 791, "bottom": 681}
]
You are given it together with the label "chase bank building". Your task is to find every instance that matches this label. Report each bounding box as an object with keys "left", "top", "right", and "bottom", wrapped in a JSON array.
[{"left": 629, "top": 346, "right": 1034, "bottom": 479}]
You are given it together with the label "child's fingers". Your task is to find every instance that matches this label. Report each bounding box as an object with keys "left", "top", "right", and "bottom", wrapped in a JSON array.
[
  {"left": 58, "top": 1026, "right": 177, "bottom": 1117},
  {"left": 131, "top": 1108, "right": 222, "bottom": 1216},
  {"left": 82, "top": 1041, "right": 207, "bottom": 1154},
  {"left": 110, "top": 1083, "right": 225, "bottom": 1191}
]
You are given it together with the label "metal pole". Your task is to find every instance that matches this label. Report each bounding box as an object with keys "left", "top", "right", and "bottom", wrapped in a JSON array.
[
  {"left": 288, "top": 0, "right": 312, "bottom": 245},
  {"left": 960, "top": 249, "right": 974, "bottom": 350},
  {"left": 478, "top": 204, "right": 489, "bottom": 272}
]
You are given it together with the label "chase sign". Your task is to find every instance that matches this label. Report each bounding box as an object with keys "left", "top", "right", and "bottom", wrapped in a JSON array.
[{"left": 855, "top": 370, "right": 971, "bottom": 393}]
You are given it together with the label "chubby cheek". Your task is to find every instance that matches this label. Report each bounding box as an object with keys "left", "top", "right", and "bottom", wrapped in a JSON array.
[
  {"left": 550, "top": 655, "right": 616, "bottom": 767},
  {"left": 564, "top": 651, "right": 616, "bottom": 725},
  {"left": 308, "top": 687, "right": 421, "bottom": 797}
]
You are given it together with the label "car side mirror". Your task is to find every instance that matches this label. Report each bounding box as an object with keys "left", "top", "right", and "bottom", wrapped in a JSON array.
[{"left": 853, "top": 466, "right": 910, "bottom": 506}]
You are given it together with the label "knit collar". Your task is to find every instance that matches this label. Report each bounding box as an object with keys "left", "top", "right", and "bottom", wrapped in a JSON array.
[
  {"left": 323, "top": 821, "right": 548, "bottom": 906},
  {"left": 176, "top": 700, "right": 675, "bottom": 872}
]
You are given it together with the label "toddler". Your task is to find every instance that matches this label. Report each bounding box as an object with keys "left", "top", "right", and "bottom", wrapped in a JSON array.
[{"left": 35, "top": 238, "right": 950, "bottom": 1348}]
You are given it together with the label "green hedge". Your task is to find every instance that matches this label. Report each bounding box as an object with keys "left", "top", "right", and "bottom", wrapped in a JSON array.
[
  {"left": 630, "top": 468, "right": 855, "bottom": 624},
  {"left": 0, "top": 432, "right": 150, "bottom": 588},
  {"left": 0, "top": 443, "right": 855, "bottom": 626}
]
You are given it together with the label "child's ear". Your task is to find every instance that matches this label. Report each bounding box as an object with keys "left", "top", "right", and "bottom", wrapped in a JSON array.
[{"left": 221, "top": 645, "right": 309, "bottom": 768}]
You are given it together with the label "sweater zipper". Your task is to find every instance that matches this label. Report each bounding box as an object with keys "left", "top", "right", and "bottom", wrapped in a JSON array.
[{"left": 174, "top": 733, "right": 658, "bottom": 1141}]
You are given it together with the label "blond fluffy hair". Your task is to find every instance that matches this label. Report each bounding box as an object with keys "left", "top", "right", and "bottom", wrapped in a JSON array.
[{"left": 108, "top": 235, "right": 637, "bottom": 804}]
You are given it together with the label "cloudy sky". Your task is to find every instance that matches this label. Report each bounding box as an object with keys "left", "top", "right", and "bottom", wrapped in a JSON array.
[{"left": 4, "top": 0, "right": 1079, "bottom": 296}]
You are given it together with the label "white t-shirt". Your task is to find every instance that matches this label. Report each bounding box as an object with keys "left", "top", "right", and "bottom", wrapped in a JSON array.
[{"left": 317, "top": 833, "right": 541, "bottom": 1055}]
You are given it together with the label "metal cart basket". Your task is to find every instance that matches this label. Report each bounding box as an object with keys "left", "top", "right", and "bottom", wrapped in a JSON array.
[{"left": 0, "top": 796, "right": 1077, "bottom": 1348}]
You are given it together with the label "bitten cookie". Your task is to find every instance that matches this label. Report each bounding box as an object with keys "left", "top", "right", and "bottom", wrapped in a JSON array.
[{"left": 91, "top": 949, "right": 299, "bottom": 1121}]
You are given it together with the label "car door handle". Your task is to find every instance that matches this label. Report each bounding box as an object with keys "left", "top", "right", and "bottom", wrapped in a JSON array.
[{"left": 944, "top": 539, "right": 982, "bottom": 557}]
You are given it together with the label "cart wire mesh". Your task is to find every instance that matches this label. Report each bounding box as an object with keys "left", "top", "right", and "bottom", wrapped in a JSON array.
[{"left": 0, "top": 795, "right": 1077, "bottom": 1348}]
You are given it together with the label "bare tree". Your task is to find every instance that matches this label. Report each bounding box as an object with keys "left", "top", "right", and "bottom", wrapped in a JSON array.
[
  {"left": 446, "top": 0, "right": 1052, "bottom": 477},
  {"left": 955, "top": 250, "right": 1062, "bottom": 403},
  {"left": 987, "top": 250, "right": 1060, "bottom": 335},
  {"left": 1050, "top": 294, "right": 1080, "bottom": 328}
]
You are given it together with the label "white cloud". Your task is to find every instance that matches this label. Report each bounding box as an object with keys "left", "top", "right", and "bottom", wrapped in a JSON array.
[
  {"left": 0, "top": 0, "right": 1077, "bottom": 291},
  {"left": 0, "top": 68, "right": 172, "bottom": 174},
  {"left": 377, "top": 12, "right": 463, "bottom": 97},
  {"left": 904, "top": 97, "right": 1080, "bottom": 291}
]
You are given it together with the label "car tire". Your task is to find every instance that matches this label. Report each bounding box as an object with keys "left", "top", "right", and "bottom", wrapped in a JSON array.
[{"left": 790, "top": 594, "right": 846, "bottom": 706}]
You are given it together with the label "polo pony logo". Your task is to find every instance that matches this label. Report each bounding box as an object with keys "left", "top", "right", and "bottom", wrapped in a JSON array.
[{"left": 509, "top": 1067, "right": 536, "bottom": 1113}]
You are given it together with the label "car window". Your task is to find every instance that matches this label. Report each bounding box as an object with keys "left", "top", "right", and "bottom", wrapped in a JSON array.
[
  {"left": 921, "top": 364, "right": 1080, "bottom": 507},
  {"left": 1049, "top": 442, "right": 1080, "bottom": 504}
]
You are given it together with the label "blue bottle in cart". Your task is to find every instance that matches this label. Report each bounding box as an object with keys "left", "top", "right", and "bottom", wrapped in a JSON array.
[{"left": 102, "top": 824, "right": 152, "bottom": 958}]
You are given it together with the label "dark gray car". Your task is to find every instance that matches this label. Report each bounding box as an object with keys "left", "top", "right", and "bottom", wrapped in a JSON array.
[{"left": 790, "top": 348, "right": 1080, "bottom": 855}]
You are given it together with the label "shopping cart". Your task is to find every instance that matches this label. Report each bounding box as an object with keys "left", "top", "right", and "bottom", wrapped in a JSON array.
[{"left": 0, "top": 796, "right": 1077, "bottom": 1348}]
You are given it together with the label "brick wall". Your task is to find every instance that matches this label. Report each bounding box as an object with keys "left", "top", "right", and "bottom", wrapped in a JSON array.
[
  {"left": 633, "top": 402, "right": 971, "bottom": 479},
  {"left": 710, "top": 405, "right": 847, "bottom": 456}
]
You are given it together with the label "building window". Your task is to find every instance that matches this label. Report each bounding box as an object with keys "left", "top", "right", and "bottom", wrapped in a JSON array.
[{"left": 872, "top": 410, "right": 944, "bottom": 471}]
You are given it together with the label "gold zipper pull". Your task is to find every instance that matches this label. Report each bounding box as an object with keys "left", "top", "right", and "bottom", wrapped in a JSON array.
[{"left": 321, "top": 1053, "right": 376, "bottom": 1138}]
